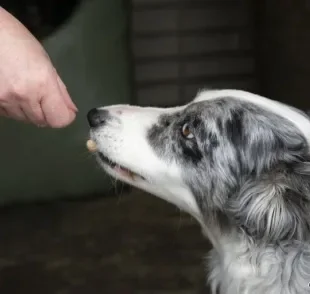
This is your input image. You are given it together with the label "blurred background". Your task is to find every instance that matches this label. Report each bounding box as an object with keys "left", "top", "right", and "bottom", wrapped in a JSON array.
[{"left": 0, "top": 0, "right": 308, "bottom": 293}]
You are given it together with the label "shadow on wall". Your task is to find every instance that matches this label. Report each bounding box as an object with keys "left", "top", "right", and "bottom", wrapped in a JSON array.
[{"left": 0, "top": 0, "right": 132, "bottom": 205}]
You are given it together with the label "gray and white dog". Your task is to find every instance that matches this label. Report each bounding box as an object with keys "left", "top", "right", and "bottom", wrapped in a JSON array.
[{"left": 86, "top": 89, "right": 310, "bottom": 294}]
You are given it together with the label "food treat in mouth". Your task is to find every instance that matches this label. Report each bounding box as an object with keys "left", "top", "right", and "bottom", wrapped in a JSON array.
[{"left": 86, "top": 139, "right": 97, "bottom": 152}]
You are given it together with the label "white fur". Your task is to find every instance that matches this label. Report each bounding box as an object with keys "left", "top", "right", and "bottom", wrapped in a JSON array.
[{"left": 92, "top": 105, "right": 202, "bottom": 221}]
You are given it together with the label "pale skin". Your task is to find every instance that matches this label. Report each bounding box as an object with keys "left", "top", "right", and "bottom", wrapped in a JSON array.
[{"left": 0, "top": 7, "right": 78, "bottom": 128}]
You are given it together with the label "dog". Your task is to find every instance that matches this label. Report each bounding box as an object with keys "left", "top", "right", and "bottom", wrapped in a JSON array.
[{"left": 86, "top": 89, "right": 310, "bottom": 294}]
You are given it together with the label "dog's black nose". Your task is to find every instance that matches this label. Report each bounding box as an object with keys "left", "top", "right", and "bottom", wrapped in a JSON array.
[{"left": 87, "top": 108, "right": 109, "bottom": 128}]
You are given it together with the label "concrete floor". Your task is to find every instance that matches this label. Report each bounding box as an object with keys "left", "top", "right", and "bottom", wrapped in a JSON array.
[{"left": 0, "top": 189, "right": 211, "bottom": 294}]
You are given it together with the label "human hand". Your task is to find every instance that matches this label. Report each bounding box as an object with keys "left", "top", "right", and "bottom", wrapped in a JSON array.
[{"left": 0, "top": 7, "right": 78, "bottom": 128}]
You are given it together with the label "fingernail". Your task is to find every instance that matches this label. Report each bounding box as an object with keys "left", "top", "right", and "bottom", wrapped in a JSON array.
[
  {"left": 69, "top": 103, "right": 78, "bottom": 112},
  {"left": 57, "top": 76, "right": 78, "bottom": 112}
]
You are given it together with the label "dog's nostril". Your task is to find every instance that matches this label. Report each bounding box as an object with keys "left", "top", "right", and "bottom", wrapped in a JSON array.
[{"left": 87, "top": 108, "right": 109, "bottom": 128}]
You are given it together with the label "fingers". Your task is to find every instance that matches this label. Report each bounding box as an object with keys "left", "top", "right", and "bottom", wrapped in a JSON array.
[
  {"left": 19, "top": 73, "right": 77, "bottom": 128},
  {"left": 6, "top": 106, "right": 28, "bottom": 121},
  {"left": 0, "top": 98, "right": 28, "bottom": 122},
  {"left": 40, "top": 75, "right": 77, "bottom": 128},
  {"left": 0, "top": 70, "right": 77, "bottom": 128},
  {"left": 0, "top": 97, "right": 48, "bottom": 126},
  {"left": 56, "top": 76, "right": 78, "bottom": 112},
  {"left": 20, "top": 99, "right": 46, "bottom": 126},
  {"left": 0, "top": 103, "right": 42, "bottom": 125}
]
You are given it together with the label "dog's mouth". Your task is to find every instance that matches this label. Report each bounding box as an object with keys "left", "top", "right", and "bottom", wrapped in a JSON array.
[{"left": 98, "top": 152, "right": 146, "bottom": 181}]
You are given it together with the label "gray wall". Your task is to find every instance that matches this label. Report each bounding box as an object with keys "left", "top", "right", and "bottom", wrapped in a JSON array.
[
  {"left": 131, "top": 0, "right": 258, "bottom": 106},
  {"left": 0, "top": 0, "right": 131, "bottom": 204}
]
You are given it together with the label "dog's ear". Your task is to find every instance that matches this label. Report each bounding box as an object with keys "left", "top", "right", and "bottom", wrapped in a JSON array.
[{"left": 227, "top": 164, "right": 310, "bottom": 243}]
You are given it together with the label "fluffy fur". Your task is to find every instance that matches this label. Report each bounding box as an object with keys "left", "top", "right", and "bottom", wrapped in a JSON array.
[{"left": 87, "top": 89, "right": 310, "bottom": 293}]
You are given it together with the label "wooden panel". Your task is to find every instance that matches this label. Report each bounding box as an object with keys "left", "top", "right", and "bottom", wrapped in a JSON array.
[{"left": 131, "top": 0, "right": 257, "bottom": 106}]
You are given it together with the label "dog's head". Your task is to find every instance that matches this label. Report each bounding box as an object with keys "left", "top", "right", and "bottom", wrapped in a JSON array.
[{"left": 87, "top": 90, "right": 310, "bottom": 244}]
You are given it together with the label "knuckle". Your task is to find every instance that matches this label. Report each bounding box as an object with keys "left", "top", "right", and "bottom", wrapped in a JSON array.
[
  {"left": 13, "top": 66, "right": 51, "bottom": 101},
  {"left": 36, "top": 67, "right": 53, "bottom": 92},
  {"left": 38, "top": 66, "right": 51, "bottom": 82},
  {"left": 11, "top": 76, "right": 29, "bottom": 100},
  {"left": 12, "top": 82, "right": 27, "bottom": 99}
]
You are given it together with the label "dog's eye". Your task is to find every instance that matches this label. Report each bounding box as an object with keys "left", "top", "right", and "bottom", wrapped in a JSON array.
[{"left": 181, "top": 123, "right": 194, "bottom": 139}]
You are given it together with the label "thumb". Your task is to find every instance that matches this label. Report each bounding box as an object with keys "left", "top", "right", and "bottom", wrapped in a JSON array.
[
  {"left": 41, "top": 77, "right": 76, "bottom": 128},
  {"left": 56, "top": 75, "right": 78, "bottom": 112}
]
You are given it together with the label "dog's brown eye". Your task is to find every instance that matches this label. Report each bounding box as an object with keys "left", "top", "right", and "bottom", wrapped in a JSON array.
[{"left": 182, "top": 123, "right": 194, "bottom": 139}]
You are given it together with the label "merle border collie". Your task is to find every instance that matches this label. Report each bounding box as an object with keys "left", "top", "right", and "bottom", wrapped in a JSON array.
[{"left": 86, "top": 89, "right": 310, "bottom": 294}]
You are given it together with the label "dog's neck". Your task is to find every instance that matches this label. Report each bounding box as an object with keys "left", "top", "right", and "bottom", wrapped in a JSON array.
[{"left": 204, "top": 224, "right": 310, "bottom": 294}]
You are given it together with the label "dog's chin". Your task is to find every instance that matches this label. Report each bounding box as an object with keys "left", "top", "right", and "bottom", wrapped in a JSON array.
[
  {"left": 95, "top": 153, "right": 203, "bottom": 223},
  {"left": 96, "top": 152, "right": 147, "bottom": 185}
]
